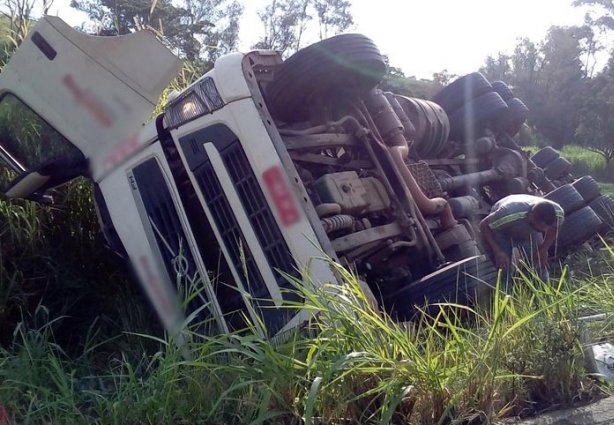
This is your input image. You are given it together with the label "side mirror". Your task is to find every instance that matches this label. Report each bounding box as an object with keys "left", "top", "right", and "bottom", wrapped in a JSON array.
[
  {"left": 2, "top": 157, "right": 87, "bottom": 204},
  {"left": 3, "top": 170, "right": 53, "bottom": 202}
]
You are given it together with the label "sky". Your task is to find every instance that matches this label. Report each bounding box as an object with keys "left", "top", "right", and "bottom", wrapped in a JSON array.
[{"left": 46, "top": 0, "right": 594, "bottom": 79}]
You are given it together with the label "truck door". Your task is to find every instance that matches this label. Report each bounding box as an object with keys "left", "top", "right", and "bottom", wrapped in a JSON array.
[{"left": 0, "top": 16, "right": 181, "bottom": 198}]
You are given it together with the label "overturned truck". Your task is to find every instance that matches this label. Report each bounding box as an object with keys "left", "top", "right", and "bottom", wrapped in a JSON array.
[{"left": 0, "top": 17, "right": 608, "bottom": 337}]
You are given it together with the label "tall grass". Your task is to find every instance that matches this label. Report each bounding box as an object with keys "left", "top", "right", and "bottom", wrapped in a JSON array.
[
  {"left": 526, "top": 144, "right": 614, "bottom": 183},
  {"left": 560, "top": 145, "right": 614, "bottom": 183},
  {"left": 1, "top": 256, "right": 612, "bottom": 424},
  {"left": 0, "top": 178, "right": 160, "bottom": 352}
]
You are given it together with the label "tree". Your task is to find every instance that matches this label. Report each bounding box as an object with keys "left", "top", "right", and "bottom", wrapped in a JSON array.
[
  {"left": 531, "top": 26, "right": 587, "bottom": 146},
  {"left": 70, "top": 0, "right": 243, "bottom": 65},
  {"left": 313, "top": 0, "right": 352, "bottom": 40},
  {"left": 509, "top": 37, "right": 543, "bottom": 92},
  {"left": 575, "top": 52, "right": 614, "bottom": 164},
  {"left": 253, "top": 0, "right": 309, "bottom": 53},
  {"left": 378, "top": 58, "right": 438, "bottom": 98},
  {"left": 432, "top": 69, "right": 456, "bottom": 89},
  {"left": 480, "top": 52, "right": 512, "bottom": 82},
  {"left": 573, "top": 0, "right": 614, "bottom": 32},
  {"left": 254, "top": 0, "right": 354, "bottom": 56},
  {"left": 488, "top": 27, "right": 589, "bottom": 148},
  {"left": 183, "top": 0, "right": 243, "bottom": 64}
]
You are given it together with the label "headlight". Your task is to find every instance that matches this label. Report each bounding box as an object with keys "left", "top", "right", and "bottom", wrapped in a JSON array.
[
  {"left": 164, "top": 77, "right": 224, "bottom": 128},
  {"left": 195, "top": 77, "right": 224, "bottom": 110}
]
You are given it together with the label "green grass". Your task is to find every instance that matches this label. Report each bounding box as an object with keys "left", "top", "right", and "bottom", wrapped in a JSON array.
[
  {"left": 598, "top": 182, "right": 614, "bottom": 198},
  {"left": 560, "top": 145, "right": 613, "bottom": 182},
  {"left": 2, "top": 144, "right": 614, "bottom": 423},
  {"left": 1, "top": 257, "right": 613, "bottom": 424},
  {"left": 526, "top": 144, "right": 614, "bottom": 183}
]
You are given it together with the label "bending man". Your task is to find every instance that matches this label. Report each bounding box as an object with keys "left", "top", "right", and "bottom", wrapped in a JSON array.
[{"left": 479, "top": 194, "right": 564, "bottom": 287}]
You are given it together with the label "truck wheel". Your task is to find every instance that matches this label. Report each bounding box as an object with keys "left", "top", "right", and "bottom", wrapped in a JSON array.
[
  {"left": 435, "top": 224, "right": 472, "bottom": 251},
  {"left": 572, "top": 176, "right": 601, "bottom": 203},
  {"left": 432, "top": 72, "right": 493, "bottom": 113},
  {"left": 530, "top": 146, "right": 559, "bottom": 168},
  {"left": 544, "top": 184, "right": 584, "bottom": 215},
  {"left": 448, "top": 91, "right": 508, "bottom": 141},
  {"left": 544, "top": 157, "right": 573, "bottom": 180},
  {"left": 382, "top": 255, "right": 497, "bottom": 321},
  {"left": 556, "top": 206, "right": 602, "bottom": 250},
  {"left": 491, "top": 81, "right": 514, "bottom": 100},
  {"left": 498, "top": 97, "right": 529, "bottom": 136},
  {"left": 266, "top": 34, "right": 387, "bottom": 123},
  {"left": 589, "top": 195, "right": 614, "bottom": 230},
  {"left": 444, "top": 239, "right": 481, "bottom": 262}
]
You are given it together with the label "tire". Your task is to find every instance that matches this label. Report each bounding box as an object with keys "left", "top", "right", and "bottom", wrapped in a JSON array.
[
  {"left": 444, "top": 239, "right": 481, "bottom": 262},
  {"left": 435, "top": 224, "right": 479, "bottom": 263},
  {"left": 435, "top": 224, "right": 473, "bottom": 251},
  {"left": 498, "top": 97, "right": 530, "bottom": 136},
  {"left": 556, "top": 206, "right": 602, "bottom": 250},
  {"left": 491, "top": 81, "right": 514, "bottom": 100},
  {"left": 266, "top": 34, "right": 387, "bottom": 122},
  {"left": 589, "top": 195, "right": 614, "bottom": 230},
  {"left": 382, "top": 255, "right": 497, "bottom": 320},
  {"left": 530, "top": 146, "right": 559, "bottom": 168},
  {"left": 544, "top": 184, "right": 585, "bottom": 215},
  {"left": 448, "top": 91, "right": 509, "bottom": 141},
  {"left": 544, "top": 157, "right": 573, "bottom": 180},
  {"left": 432, "top": 73, "right": 493, "bottom": 113},
  {"left": 572, "top": 176, "right": 601, "bottom": 203}
]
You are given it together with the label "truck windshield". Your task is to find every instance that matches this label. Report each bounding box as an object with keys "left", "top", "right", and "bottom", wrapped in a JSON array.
[{"left": 0, "top": 94, "right": 83, "bottom": 186}]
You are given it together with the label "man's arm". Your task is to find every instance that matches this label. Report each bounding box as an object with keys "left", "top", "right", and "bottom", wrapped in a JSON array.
[
  {"left": 480, "top": 216, "right": 511, "bottom": 269},
  {"left": 537, "top": 221, "right": 561, "bottom": 267}
]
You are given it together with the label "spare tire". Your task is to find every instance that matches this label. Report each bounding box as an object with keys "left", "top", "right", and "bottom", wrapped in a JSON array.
[
  {"left": 555, "top": 206, "right": 602, "bottom": 250},
  {"left": 382, "top": 255, "right": 497, "bottom": 320},
  {"left": 432, "top": 73, "right": 493, "bottom": 114},
  {"left": 544, "top": 157, "right": 573, "bottom": 180},
  {"left": 544, "top": 184, "right": 585, "bottom": 215},
  {"left": 491, "top": 81, "right": 514, "bottom": 100},
  {"left": 448, "top": 91, "right": 509, "bottom": 141},
  {"left": 572, "top": 176, "right": 601, "bottom": 203},
  {"left": 266, "top": 34, "right": 387, "bottom": 122},
  {"left": 531, "top": 146, "right": 559, "bottom": 168}
]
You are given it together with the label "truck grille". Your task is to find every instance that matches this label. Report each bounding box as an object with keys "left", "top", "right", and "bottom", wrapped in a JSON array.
[
  {"left": 196, "top": 163, "right": 269, "bottom": 299},
  {"left": 182, "top": 124, "right": 301, "bottom": 335},
  {"left": 132, "top": 159, "right": 210, "bottom": 320},
  {"left": 221, "top": 142, "right": 301, "bottom": 292}
]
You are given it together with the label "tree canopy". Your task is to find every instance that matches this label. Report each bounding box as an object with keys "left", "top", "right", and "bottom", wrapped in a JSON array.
[
  {"left": 479, "top": 23, "right": 608, "bottom": 150},
  {"left": 70, "top": 0, "right": 243, "bottom": 65},
  {"left": 254, "top": 0, "right": 353, "bottom": 55}
]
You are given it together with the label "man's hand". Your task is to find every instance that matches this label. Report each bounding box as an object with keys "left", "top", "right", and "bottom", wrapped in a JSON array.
[
  {"left": 480, "top": 216, "right": 511, "bottom": 269},
  {"left": 537, "top": 246, "right": 550, "bottom": 268},
  {"left": 494, "top": 249, "right": 511, "bottom": 269}
]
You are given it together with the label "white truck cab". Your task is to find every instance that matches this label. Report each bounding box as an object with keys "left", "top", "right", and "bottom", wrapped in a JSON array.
[{"left": 0, "top": 17, "right": 342, "bottom": 337}]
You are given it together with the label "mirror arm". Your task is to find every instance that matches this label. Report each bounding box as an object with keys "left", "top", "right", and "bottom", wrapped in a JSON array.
[
  {"left": 0, "top": 143, "right": 26, "bottom": 173},
  {"left": 27, "top": 192, "right": 54, "bottom": 205}
]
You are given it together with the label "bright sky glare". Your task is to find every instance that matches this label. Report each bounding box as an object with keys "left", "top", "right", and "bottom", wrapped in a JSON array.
[{"left": 47, "top": 0, "right": 592, "bottom": 79}]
